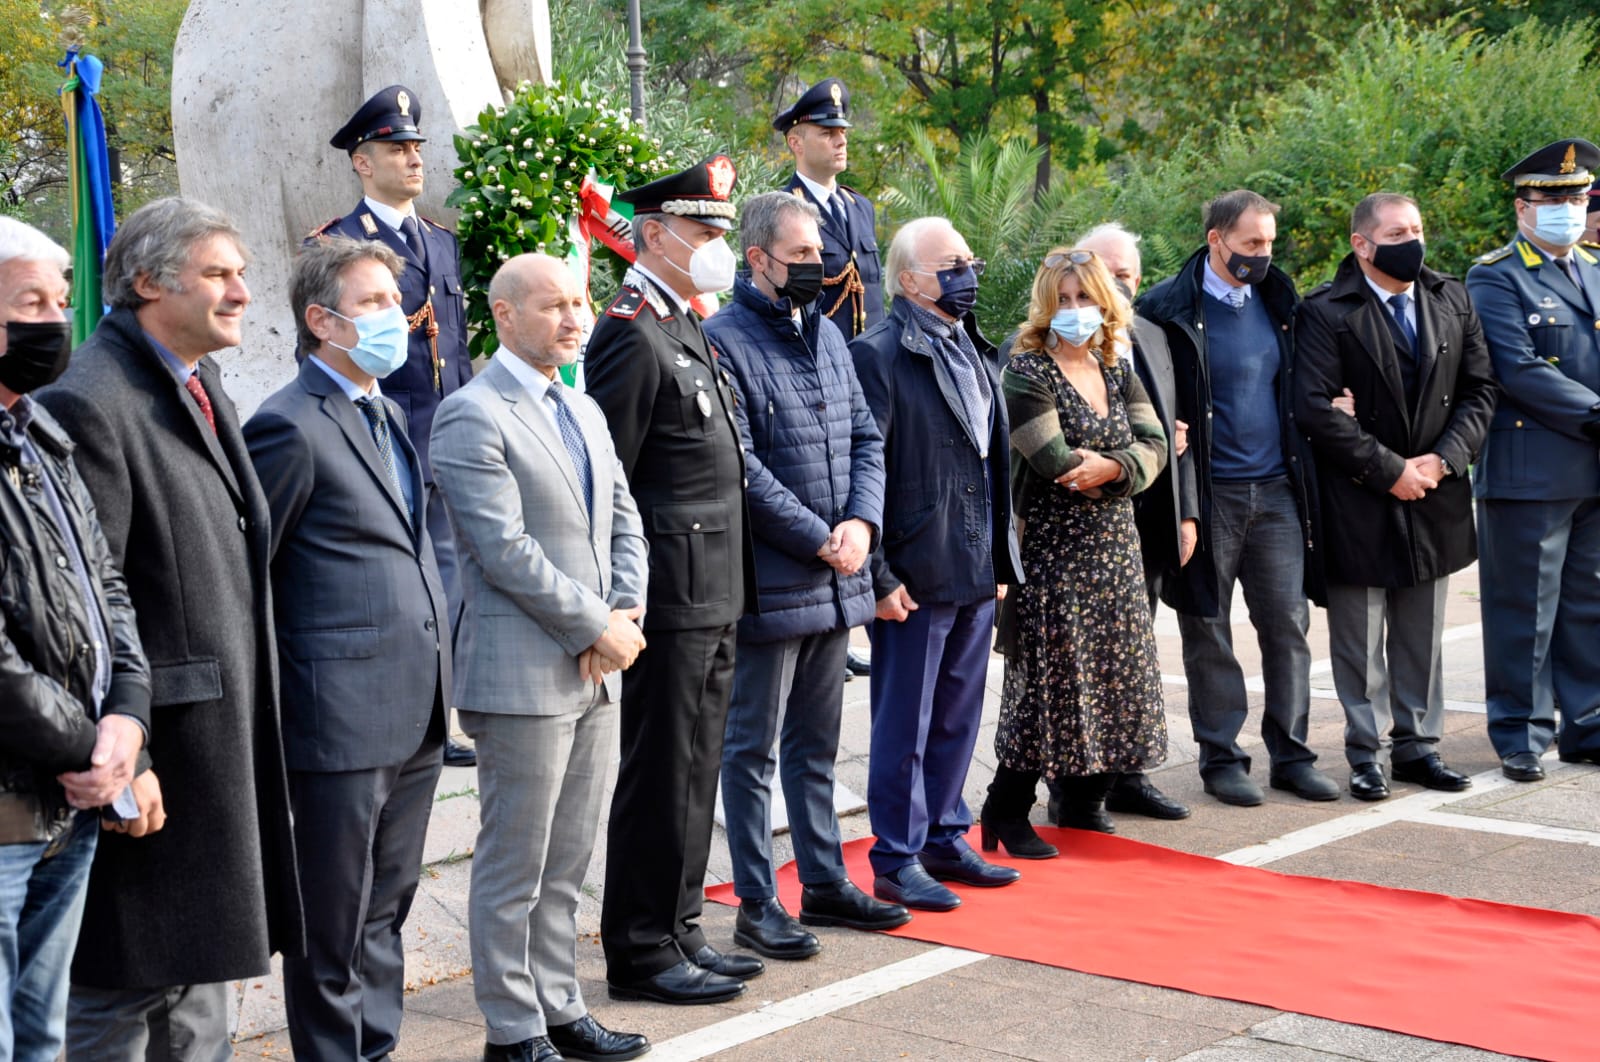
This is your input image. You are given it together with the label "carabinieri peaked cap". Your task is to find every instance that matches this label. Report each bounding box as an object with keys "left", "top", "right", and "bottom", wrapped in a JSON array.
[
  {"left": 617, "top": 155, "right": 739, "bottom": 232},
  {"left": 772, "top": 78, "right": 852, "bottom": 133},
  {"left": 330, "top": 85, "right": 427, "bottom": 151},
  {"left": 1500, "top": 138, "right": 1600, "bottom": 190}
]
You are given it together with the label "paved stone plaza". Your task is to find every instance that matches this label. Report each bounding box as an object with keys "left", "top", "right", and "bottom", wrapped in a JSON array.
[{"left": 234, "top": 561, "right": 1580, "bottom": 1060}]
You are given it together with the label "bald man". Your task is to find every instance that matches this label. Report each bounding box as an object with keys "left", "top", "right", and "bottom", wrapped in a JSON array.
[{"left": 430, "top": 254, "right": 650, "bottom": 1062}]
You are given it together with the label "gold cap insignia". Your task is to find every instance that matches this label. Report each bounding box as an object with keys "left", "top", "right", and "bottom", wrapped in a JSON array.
[
  {"left": 397, "top": 90, "right": 411, "bottom": 117},
  {"left": 1561, "top": 143, "right": 1576, "bottom": 174},
  {"left": 830, "top": 83, "right": 842, "bottom": 107},
  {"left": 707, "top": 155, "right": 737, "bottom": 199}
]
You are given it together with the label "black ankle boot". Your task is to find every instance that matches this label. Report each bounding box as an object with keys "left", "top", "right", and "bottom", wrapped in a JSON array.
[
  {"left": 980, "top": 765, "right": 1058, "bottom": 859},
  {"left": 1057, "top": 773, "right": 1116, "bottom": 834}
]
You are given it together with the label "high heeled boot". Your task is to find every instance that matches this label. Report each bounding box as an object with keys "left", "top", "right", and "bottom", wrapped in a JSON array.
[
  {"left": 979, "top": 765, "right": 1059, "bottom": 859},
  {"left": 1057, "top": 773, "right": 1117, "bottom": 834}
]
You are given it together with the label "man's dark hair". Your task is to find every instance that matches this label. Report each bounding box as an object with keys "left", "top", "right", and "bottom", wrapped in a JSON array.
[
  {"left": 1351, "top": 193, "right": 1418, "bottom": 237},
  {"left": 1203, "top": 189, "right": 1281, "bottom": 236}
]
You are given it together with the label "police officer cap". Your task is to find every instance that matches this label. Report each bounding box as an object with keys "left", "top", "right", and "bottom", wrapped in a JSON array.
[
  {"left": 330, "top": 85, "right": 427, "bottom": 152},
  {"left": 772, "top": 79, "right": 852, "bottom": 133},
  {"left": 1501, "top": 138, "right": 1599, "bottom": 191},
  {"left": 618, "top": 155, "right": 739, "bottom": 232}
]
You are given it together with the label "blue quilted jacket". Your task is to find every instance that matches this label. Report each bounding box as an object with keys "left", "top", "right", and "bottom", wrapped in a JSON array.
[{"left": 703, "top": 275, "right": 885, "bottom": 643}]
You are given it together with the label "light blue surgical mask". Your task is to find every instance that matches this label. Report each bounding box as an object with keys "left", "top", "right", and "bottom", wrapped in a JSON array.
[
  {"left": 1050, "top": 306, "right": 1104, "bottom": 347},
  {"left": 1531, "top": 201, "right": 1588, "bottom": 248},
  {"left": 323, "top": 304, "right": 409, "bottom": 378}
]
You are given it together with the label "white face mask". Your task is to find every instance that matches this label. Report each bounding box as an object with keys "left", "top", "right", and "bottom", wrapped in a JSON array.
[{"left": 661, "top": 223, "right": 737, "bottom": 294}]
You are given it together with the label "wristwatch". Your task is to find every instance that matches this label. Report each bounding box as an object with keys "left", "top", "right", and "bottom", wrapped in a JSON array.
[{"left": 1439, "top": 457, "right": 1453, "bottom": 477}]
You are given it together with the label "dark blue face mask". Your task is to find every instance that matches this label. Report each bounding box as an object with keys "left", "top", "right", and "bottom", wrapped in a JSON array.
[{"left": 930, "top": 264, "right": 979, "bottom": 318}]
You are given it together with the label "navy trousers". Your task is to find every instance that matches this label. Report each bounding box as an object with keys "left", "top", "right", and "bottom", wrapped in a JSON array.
[{"left": 866, "top": 597, "right": 994, "bottom": 877}]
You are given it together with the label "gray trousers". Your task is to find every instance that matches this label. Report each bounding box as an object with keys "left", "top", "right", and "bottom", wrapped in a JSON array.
[
  {"left": 461, "top": 695, "right": 614, "bottom": 1046},
  {"left": 1327, "top": 579, "right": 1448, "bottom": 767},
  {"left": 1178, "top": 477, "right": 1315, "bottom": 776},
  {"left": 720, "top": 629, "right": 850, "bottom": 898},
  {"left": 66, "top": 981, "right": 231, "bottom": 1061}
]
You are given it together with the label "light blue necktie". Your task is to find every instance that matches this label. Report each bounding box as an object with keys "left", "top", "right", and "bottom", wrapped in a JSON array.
[{"left": 548, "top": 386, "right": 593, "bottom": 519}]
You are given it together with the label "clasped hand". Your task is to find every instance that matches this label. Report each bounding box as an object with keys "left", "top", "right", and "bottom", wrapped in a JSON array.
[
  {"left": 817, "top": 518, "right": 872, "bottom": 575},
  {"left": 1057, "top": 450, "right": 1121, "bottom": 492},
  {"left": 579, "top": 605, "right": 647, "bottom": 684}
]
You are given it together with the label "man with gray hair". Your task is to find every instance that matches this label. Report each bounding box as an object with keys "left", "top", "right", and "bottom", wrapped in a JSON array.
[
  {"left": 243, "top": 237, "right": 449, "bottom": 1058},
  {"left": 0, "top": 216, "right": 151, "bottom": 1061},
  {"left": 850, "top": 216, "right": 1023, "bottom": 913},
  {"left": 704, "top": 192, "right": 905, "bottom": 960},
  {"left": 37, "top": 197, "right": 303, "bottom": 1059}
]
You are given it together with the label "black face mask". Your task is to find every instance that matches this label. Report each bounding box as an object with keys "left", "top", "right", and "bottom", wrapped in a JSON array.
[
  {"left": 1221, "top": 246, "right": 1271, "bottom": 286},
  {"left": 932, "top": 264, "right": 979, "bottom": 318},
  {"left": 1369, "top": 238, "right": 1426, "bottom": 284},
  {"left": 0, "top": 320, "right": 72, "bottom": 394},
  {"left": 766, "top": 257, "right": 825, "bottom": 307}
]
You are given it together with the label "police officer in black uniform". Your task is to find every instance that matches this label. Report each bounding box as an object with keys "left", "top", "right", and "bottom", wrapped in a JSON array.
[
  {"left": 775, "top": 79, "right": 884, "bottom": 340},
  {"left": 585, "top": 157, "right": 761, "bottom": 1006},
  {"left": 313, "top": 85, "right": 477, "bottom": 766},
  {"left": 776, "top": 78, "right": 882, "bottom": 679}
]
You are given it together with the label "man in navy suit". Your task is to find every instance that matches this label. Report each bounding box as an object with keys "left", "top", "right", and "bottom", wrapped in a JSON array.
[
  {"left": 312, "top": 85, "right": 477, "bottom": 765},
  {"left": 245, "top": 237, "right": 449, "bottom": 1059},
  {"left": 1467, "top": 138, "right": 1600, "bottom": 781},
  {"left": 850, "top": 216, "right": 1023, "bottom": 913}
]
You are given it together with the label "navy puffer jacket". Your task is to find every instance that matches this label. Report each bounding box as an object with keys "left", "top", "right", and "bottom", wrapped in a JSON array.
[{"left": 704, "top": 275, "right": 885, "bottom": 643}]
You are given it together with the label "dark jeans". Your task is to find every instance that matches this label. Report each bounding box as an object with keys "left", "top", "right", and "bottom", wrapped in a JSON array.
[
  {"left": 1177, "top": 477, "right": 1314, "bottom": 776},
  {"left": 721, "top": 629, "right": 850, "bottom": 898}
]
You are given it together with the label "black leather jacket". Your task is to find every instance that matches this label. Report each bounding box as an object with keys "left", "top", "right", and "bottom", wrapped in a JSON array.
[{"left": 0, "top": 398, "right": 150, "bottom": 844}]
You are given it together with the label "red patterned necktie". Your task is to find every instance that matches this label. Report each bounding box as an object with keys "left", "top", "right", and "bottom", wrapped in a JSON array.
[{"left": 184, "top": 373, "right": 216, "bottom": 434}]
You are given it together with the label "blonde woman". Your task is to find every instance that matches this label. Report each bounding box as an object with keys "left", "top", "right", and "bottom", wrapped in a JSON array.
[{"left": 983, "top": 249, "right": 1168, "bottom": 856}]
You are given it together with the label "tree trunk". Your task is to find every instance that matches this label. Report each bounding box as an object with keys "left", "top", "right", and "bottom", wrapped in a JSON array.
[{"left": 1033, "top": 89, "right": 1051, "bottom": 198}]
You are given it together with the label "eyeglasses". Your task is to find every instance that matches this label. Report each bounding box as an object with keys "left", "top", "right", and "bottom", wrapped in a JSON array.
[
  {"left": 1043, "top": 250, "right": 1097, "bottom": 268},
  {"left": 917, "top": 257, "right": 986, "bottom": 277},
  {"left": 1521, "top": 193, "right": 1591, "bottom": 207}
]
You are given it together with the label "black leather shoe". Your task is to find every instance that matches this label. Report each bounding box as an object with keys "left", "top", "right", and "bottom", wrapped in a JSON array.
[
  {"left": 1559, "top": 749, "right": 1600, "bottom": 765},
  {"left": 483, "top": 1036, "right": 563, "bottom": 1062},
  {"left": 688, "top": 944, "right": 764, "bottom": 981},
  {"left": 1269, "top": 763, "right": 1340, "bottom": 801},
  {"left": 873, "top": 864, "right": 961, "bottom": 912},
  {"left": 734, "top": 898, "right": 820, "bottom": 959},
  {"left": 1057, "top": 806, "right": 1116, "bottom": 833},
  {"left": 846, "top": 647, "right": 872, "bottom": 676},
  {"left": 1392, "top": 753, "right": 1471, "bottom": 792},
  {"left": 1501, "top": 751, "right": 1545, "bottom": 782},
  {"left": 918, "top": 846, "right": 1021, "bottom": 887},
  {"left": 799, "top": 879, "right": 912, "bottom": 930},
  {"left": 607, "top": 959, "right": 745, "bottom": 1005},
  {"left": 1348, "top": 763, "right": 1390, "bottom": 802},
  {"left": 1105, "top": 781, "right": 1191, "bottom": 820},
  {"left": 444, "top": 738, "right": 477, "bottom": 767},
  {"left": 1202, "top": 765, "right": 1264, "bottom": 807},
  {"left": 546, "top": 1015, "right": 649, "bottom": 1061}
]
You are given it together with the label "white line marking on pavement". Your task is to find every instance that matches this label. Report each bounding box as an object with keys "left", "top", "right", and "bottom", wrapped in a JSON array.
[
  {"left": 1307, "top": 687, "right": 1487, "bottom": 714},
  {"left": 1404, "top": 808, "right": 1600, "bottom": 847},
  {"left": 645, "top": 947, "right": 989, "bottom": 1061},
  {"left": 1162, "top": 623, "right": 1482, "bottom": 692},
  {"left": 1219, "top": 755, "right": 1570, "bottom": 867}
]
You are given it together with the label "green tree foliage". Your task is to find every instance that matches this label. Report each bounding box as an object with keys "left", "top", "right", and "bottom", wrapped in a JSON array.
[
  {"left": 1105, "top": 16, "right": 1600, "bottom": 291},
  {"left": 1, "top": 1, "right": 183, "bottom": 234}
]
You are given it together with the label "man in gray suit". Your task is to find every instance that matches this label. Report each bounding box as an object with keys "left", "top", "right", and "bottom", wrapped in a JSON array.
[
  {"left": 243, "top": 238, "right": 449, "bottom": 1059},
  {"left": 431, "top": 254, "right": 650, "bottom": 1062}
]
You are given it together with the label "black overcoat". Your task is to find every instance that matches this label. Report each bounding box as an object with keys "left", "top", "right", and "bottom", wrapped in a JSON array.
[
  {"left": 1293, "top": 256, "right": 1498, "bottom": 588},
  {"left": 37, "top": 308, "right": 303, "bottom": 989}
]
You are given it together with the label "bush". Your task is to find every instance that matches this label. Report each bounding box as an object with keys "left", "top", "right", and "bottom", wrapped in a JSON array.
[{"left": 446, "top": 80, "right": 676, "bottom": 358}]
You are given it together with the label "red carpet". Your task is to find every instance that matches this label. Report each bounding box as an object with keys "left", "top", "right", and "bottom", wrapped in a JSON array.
[{"left": 708, "top": 828, "right": 1595, "bottom": 1061}]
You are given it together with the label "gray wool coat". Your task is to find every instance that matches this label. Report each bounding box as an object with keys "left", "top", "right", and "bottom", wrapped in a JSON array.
[{"left": 37, "top": 307, "right": 304, "bottom": 989}]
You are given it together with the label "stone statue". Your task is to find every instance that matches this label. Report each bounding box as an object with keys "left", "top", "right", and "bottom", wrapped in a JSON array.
[{"left": 171, "top": 0, "right": 550, "bottom": 412}]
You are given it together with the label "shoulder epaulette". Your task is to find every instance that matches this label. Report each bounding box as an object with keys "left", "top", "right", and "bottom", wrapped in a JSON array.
[
  {"left": 606, "top": 287, "right": 645, "bottom": 320},
  {"left": 306, "top": 217, "right": 343, "bottom": 241},
  {"left": 1576, "top": 243, "right": 1599, "bottom": 265},
  {"left": 1473, "top": 244, "right": 1514, "bottom": 266},
  {"left": 418, "top": 214, "right": 451, "bottom": 235}
]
